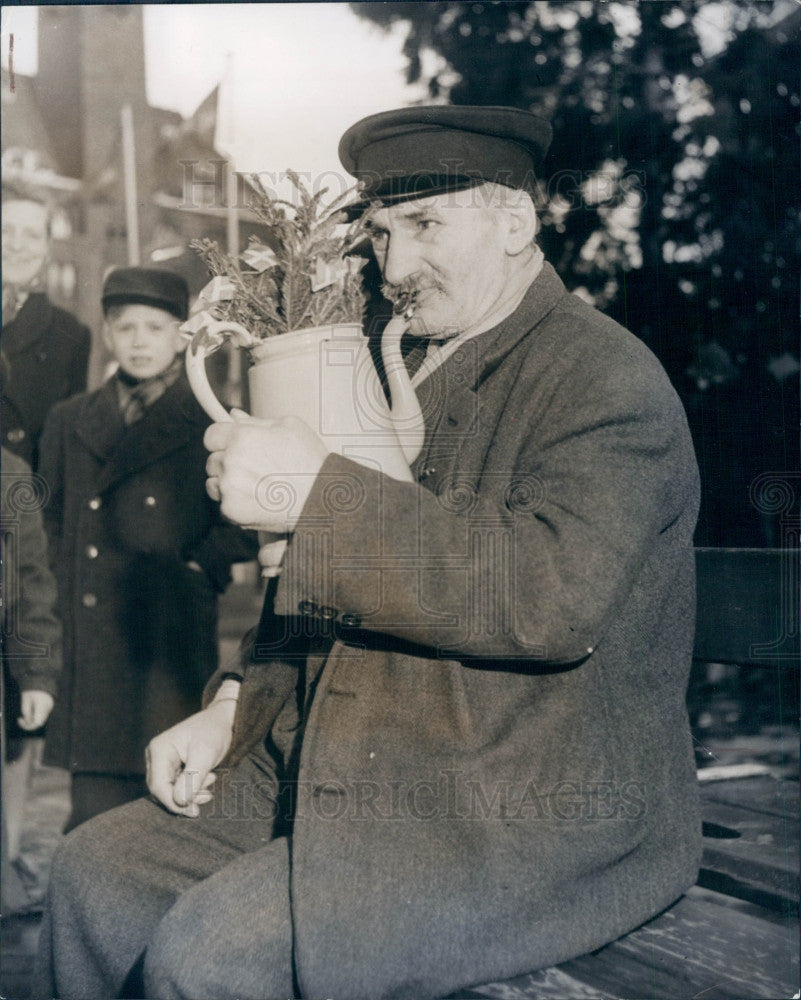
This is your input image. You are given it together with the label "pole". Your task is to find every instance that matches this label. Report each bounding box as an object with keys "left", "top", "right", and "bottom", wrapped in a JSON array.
[
  {"left": 224, "top": 158, "right": 243, "bottom": 408},
  {"left": 120, "top": 104, "right": 140, "bottom": 266},
  {"left": 218, "top": 51, "right": 243, "bottom": 408}
]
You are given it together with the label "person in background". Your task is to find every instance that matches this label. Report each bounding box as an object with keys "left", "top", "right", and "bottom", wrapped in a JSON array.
[
  {"left": 1, "top": 445, "right": 62, "bottom": 913},
  {"left": 2, "top": 182, "right": 91, "bottom": 471},
  {"left": 2, "top": 183, "right": 92, "bottom": 868},
  {"left": 37, "top": 267, "right": 259, "bottom": 832}
]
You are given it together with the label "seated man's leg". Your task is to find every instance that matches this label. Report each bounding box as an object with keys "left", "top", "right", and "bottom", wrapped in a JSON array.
[
  {"left": 144, "top": 836, "right": 293, "bottom": 1000},
  {"left": 34, "top": 747, "right": 281, "bottom": 1000}
]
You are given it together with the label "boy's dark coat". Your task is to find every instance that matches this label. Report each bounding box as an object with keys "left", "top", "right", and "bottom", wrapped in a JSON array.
[{"left": 40, "top": 374, "right": 257, "bottom": 775}]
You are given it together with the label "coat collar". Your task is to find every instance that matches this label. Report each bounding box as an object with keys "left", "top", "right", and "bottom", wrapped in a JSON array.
[
  {"left": 76, "top": 373, "right": 208, "bottom": 492},
  {"left": 2, "top": 293, "right": 54, "bottom": 355},
  {"left": 470, "top": 261, "right": 567, "bottom": 387},
  {"left": 408, "top": 262, "right": 568, "bottom": 487}
]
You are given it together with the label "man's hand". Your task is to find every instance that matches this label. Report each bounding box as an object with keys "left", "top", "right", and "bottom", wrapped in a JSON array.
[
  {"left": 146, "top": 687, "right": 238, "bottom": 817},
  {"left": 204, "top": 410, "right": 330, "bottom": 532},
  {"left": 18, "top": 690, "right": 54, "bottom": 730}
]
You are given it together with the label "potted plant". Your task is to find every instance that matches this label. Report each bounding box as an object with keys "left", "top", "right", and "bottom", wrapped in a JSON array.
[{"left": 182, "top": 171, "right": 423, "bottom": 480}]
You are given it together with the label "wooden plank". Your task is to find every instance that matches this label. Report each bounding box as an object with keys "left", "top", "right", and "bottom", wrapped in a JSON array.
[
  {"left": 701, "top": 802, "right": 801, "bottom": 852},
  {"left": 461, "top": 886, "right": 799, "bottom": 1000},
  {"left": 450, "top": 966, "right": 619, "bottom": 999},
  {"left": 699, "top": 845, "right": 799, "bottom": 913},
  {"left": 698, "top": 775, "right": 799, "bottom": 910},
  {"left": 701, "top": 775, "right": 799, "bottom": 818}
]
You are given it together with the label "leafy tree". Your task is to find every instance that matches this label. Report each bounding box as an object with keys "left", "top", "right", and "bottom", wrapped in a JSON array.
[{"left": 351, "top": 0, "right": 800, "bottom": 545}]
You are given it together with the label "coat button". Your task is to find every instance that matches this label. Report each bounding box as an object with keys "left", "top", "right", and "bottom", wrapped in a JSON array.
[
  {"left": 319, "top": 605, "right": 337, "bottom": 620},
  {"left": 85, "top": 544, "right": 99, "bottom": 559},
  {"left": 144, "top": 495, "right": 157, "bottom": 508},
  {"left": 419, "top": 466, "right": 437, "bottom": 480},
  {"left": 82, "top": 593, "right": 97, "bottom": 608},
  {"left": 298, "top": 599, "right": 318, "bottom": 616},
  {"left": 340, "top": 612, "right": 362, "bottom": 628},
  {"left": 7, "top": 428, "right": 26, "bottom": 443},
  {"left": 88, "top": 496, "right": 102, "bottom": 510}
]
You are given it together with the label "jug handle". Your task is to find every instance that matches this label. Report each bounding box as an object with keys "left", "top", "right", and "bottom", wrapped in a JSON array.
[
  {"left": 184, "top": 320, "right": 257, "bottom": 423},
  {"left": 381, "top": 312, "right": 425, "bottom": 464},
  {"left": 183, "top": 320, "right": 286, "bottom": 577}
]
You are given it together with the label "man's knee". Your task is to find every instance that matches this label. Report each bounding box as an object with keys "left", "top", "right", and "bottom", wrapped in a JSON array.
[
  {"left": 143, "top": 878, "right": 294, "bottom": 1000},
  {"left": 49, "top": 802, "right": 150, "bottom": 913},
  {"left": 49, "top": 816, "right": 105, "bottom": 899},
  {"left": 143, "top": 896, "right": 212, "bottom": 1000}
]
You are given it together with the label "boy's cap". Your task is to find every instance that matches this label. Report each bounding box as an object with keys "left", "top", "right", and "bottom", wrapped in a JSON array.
[
  {"left": 339, "top": 105, "right": 553, "bottom": 213},
  {"left": 102, "top": 267, "right": 188, "bottom": 320}
]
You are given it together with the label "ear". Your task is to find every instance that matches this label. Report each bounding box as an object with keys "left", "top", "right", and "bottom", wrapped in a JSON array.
[
  {"left": 171, "top": 325, "right": 188, "bottom": 355},
  {"left": 101, "top": 319, "right": 114, "bottom": 353},
  {"left": 503, "top": 198, "right": 538, "bottom": 256}
]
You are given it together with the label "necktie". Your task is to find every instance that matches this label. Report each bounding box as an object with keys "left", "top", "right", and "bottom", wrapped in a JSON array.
[{"left": 122, "top": 384, "right": 150, "bottom": 426}]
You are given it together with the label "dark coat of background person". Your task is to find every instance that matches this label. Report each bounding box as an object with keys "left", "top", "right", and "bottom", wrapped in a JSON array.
[
  {"left": 1, "top": 448, "right": 63, "bottom": 910},
  {"left": 2, "top": 292, "right": 91, "bottom": 472},
  {"left": 39, "top": 374, "right": 258, "bottom": 776},
  {"left": 1, "top": 448, "right": 62, "bottom": 726}
]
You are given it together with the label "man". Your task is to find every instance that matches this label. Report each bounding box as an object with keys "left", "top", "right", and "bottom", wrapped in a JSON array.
[
  {"left": 2, "top": 184, "right": 91, "bottom": 471},
  {"left": 36, "top": 106, "right": 701, "bottom": 1000},
  {"left": 2, "top": 181, "right": 90, "bottom": 911}
]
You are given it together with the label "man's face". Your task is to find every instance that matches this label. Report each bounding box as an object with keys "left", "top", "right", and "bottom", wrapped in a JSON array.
[
  {"left": 103, "top": 303, "right": 184, "bottom": 381},
  {"left": 2, "top": 199, "right": 49, "bottom": 287},
  {"left": 365, "top": 188, "right": 514, "bottom": 339}
]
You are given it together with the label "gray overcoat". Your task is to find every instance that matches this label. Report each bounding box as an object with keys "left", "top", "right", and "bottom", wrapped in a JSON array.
[{"left": 207, "top": 263, "right": 702, "bottom": 998}]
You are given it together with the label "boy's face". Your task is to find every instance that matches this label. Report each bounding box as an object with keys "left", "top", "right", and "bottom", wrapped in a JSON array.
[{"left": 103, "top": 303, "right": 185, "bottom": 380}]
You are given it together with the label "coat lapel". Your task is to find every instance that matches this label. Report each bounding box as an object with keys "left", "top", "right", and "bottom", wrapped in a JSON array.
[
  {"left": 89, "top": 376, "right": 207, "bottom": 494},
  {"left": 2, "top": 293, "right": 54, "bottom": 357},
  {"left": 73, "top": 381, "right": 125, "bottom": 465},
  {"left": 410, "top": 263, "right": 569, "bottom": 493}
]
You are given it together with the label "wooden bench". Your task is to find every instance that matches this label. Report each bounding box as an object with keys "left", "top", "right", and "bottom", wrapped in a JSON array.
[{"left": 450, "top": 548, "right": 800, "bottom": 999}]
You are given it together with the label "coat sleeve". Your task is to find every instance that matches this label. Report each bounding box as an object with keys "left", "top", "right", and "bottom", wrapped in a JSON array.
[
  {"left": 185, "top": 513, "right": 259, "bottom": 593},
  {"left": 274, "top": 350, "right": 700, "bottom": 666},
  {"left": 2, "top": 457, "right": 62, "bottom": 695}
]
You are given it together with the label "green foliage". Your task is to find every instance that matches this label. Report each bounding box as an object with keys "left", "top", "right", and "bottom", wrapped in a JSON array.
[{"left": 191, "top": 171, "right": 367, "bottom": 337}]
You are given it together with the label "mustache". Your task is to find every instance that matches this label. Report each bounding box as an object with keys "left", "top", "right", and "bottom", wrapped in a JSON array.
[{"left": 382, "top": 277, "right": 445, "bottom": 317}]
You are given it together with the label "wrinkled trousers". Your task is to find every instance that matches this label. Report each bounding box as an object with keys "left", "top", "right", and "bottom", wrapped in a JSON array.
[{"left": 32, "top": 743, "right": 296, "bottom": 1000}]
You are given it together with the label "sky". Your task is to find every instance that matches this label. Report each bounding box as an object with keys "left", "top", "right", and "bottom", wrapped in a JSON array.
[{"left": 1, "top": 3, "right": 421, "bottom": 185}]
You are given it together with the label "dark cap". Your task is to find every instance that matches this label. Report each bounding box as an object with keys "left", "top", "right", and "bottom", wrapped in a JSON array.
[
  {"left": 339, "top": 105, "right": 552, "bottom": 211},
  {"left": 102, "top": 267, "right": 188, "bottom": 320}
]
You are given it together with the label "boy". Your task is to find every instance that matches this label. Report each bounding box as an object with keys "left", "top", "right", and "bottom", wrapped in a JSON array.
[{"left": 38, "top": 267, "right": 258, "bottom": 831}]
